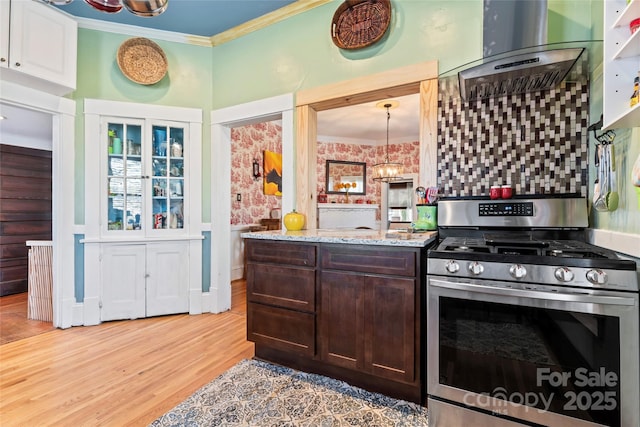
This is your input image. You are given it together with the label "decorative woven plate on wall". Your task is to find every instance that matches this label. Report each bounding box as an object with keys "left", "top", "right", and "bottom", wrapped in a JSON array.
[
  {"left": 331, "top": 0, "right": 392, "bottom": 50},
  {"left": 117, "top": 37, "right": 168, "bottom": 85}
]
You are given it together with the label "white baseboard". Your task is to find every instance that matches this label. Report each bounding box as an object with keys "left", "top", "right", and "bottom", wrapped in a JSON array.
[{"left": 231, "top": 267, "right": 244, "bottom": 281}]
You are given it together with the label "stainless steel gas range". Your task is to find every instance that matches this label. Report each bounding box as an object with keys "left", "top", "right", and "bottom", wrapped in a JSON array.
[{"left": 426, "top": 197, "right": 639, "bottom": 427}]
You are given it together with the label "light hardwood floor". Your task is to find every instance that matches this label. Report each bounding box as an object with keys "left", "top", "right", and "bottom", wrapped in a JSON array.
[
  {"left": 0, "top": 280, "right": 253, "bottom": 427},
  {"left": 0, "top": 292, "right": 56, "bottom": 344}
]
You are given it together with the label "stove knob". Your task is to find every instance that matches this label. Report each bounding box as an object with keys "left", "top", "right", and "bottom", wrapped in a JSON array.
[
  {"left": 445, "top": 260, "right": 460, "bottom": 273},
  {"left": 509, "top": 264, "right": 527, "bottom": 279},
  {"left": 554, "top": 267, "right": 574, "bottom": 282},
  {"left": 468, "top": 261, "right": 484, "bottom": 275},
  {"left": 586, "top": 269, "right": 608, "bottom": 285}
]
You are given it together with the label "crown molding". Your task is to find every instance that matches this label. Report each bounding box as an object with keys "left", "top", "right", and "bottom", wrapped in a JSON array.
[
  {"left": 209, "top": 0, "right": 332, "bottom": 46},
  {"left": 76, "top": 17, "right": 212, "bottom": 45},
  {"left": 72, "top": 0, "right": 332, "bottom": 46}
]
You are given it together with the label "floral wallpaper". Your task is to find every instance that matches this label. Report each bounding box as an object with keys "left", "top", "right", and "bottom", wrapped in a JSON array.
[
  {"left": 317, "top": 140, "right": 420, "bottom": 210},
  {"left": 229, "top": 122, "right": 420, "bottom": 225},
  {"left": 230, "top": 121, "right": 282, "bottom": 225}
]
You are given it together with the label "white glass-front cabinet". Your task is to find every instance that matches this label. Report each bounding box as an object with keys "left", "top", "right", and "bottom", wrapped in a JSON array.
[
  {"left": 103, "top": 118, "right": 187, "bottom": 235},
  {"left": 84, "top": 100, "right": 202, "bottom": 324}
]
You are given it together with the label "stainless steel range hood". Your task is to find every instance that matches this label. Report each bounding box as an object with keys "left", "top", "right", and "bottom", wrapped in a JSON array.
[{"left": 458, "top": 0, "right": 584, "bottom": 101}]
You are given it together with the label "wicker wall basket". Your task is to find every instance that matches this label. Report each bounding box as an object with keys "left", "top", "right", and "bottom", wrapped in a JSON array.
[
  {"left": 117, "top": 37, "right": 168, "bottom": 85},
  {"left": 331, "top": 0, "right": 392, "bottom": 50}
]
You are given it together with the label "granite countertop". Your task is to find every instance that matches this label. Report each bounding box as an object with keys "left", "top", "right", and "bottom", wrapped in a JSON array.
[{"left": 241, "top": 228, "right": 438, "bottom": 247}]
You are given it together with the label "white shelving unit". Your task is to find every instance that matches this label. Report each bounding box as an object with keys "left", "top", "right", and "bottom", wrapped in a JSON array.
[
  {"left": 83, "top": 99, "right": 203, "bottom": 323},
  {"left": 603, "top": 0, "right": 640, "bottom": 130}
]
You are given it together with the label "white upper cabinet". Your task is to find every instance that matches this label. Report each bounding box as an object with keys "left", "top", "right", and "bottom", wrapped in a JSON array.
[
  {"left": 84, "top": 99, "right": 202, "bottom": 241},
  {"left": 0, "top": 0, "right": 77, "bottom": 95},
  {"left": 102, "top": 117, "right": 188, "bottom": 238},
  {"left": 603, "top": 0, "right": 640, "bottom": 130}
]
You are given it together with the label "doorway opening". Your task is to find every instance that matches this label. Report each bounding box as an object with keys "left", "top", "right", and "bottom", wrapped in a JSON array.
[
  {"left": 0, "top": 98, "right": 61, "bottom": 338},
  {"left": 229, "top": 119, "right": 283, "bottom": 282},
  {"left": 209, "top": 94, "right": 294, "bottom": 314},
  {"left": 0, "top": 82, "right": 76, "bottom": 329}
]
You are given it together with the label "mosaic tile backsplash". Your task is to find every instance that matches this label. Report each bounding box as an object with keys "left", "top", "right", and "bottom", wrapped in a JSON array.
[{"left": 437, "top": 56, "right": 590, "bottom": 198}]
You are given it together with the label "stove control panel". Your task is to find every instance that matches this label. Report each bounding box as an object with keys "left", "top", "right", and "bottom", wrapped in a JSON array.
[
  {"left": 428, "top": 258, "right": 638, "bottom": 291},
  {"left": 479, "top": 202, "right": 534, "bottom": 216}
]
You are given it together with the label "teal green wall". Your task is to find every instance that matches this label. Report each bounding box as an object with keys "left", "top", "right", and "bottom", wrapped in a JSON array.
[
  {"left": 208, "top": 0, "right": 482, "bottom": 109},
  {"left": 72, "top": 0, "right": 622, "bottom": 230},
  {"left": 548, "top": 0, "right": 600, "bottom": 42}
]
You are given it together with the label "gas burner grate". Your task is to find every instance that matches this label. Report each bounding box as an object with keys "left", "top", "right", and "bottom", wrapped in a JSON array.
[
  {"left": 546, "top": 249, "right": 607, "bottom": 259},
  {"left": 496, "top": 247, "right": 541, "bottom": 256},
  {"left": 443, "top": 245, "right": 491, "bottom": 253}
]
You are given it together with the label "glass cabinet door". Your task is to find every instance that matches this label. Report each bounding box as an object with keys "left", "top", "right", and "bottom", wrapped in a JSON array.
[
  {"left": 151, "top": 125, "right": 185, "bottom": 230},
  {"left": 107, "top": 121, "right": 143, "bottom": 231}
]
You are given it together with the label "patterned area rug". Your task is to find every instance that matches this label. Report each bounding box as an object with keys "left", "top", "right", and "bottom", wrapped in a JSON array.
[{"left": 151, "top": 359, "right": 429, "bottom": 426}]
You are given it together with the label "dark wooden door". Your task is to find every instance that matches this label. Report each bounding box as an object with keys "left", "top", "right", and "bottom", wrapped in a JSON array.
[
  {"left": 0, "top": 144, "right": 52, "bottom": 296},
  {"left": 319, "top": 270, "right": 365, "bottom": 371},
  {"left": 320, "top": 270, "right": 416, "bottom": 382},
  {"left": 364, "top": 275, "right": 416, "bottom": 383}
]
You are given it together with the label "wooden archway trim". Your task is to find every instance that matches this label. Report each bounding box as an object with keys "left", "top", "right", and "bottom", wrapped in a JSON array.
[{"left": 295, "top": 60, "right": 439, "bottom": 229}]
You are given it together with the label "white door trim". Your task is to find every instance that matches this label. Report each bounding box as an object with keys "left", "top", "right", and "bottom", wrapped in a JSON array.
[
  {"left": 0, "top": 80, "right": 76, "bottom": 328},
  {"left": 209, "top": 93, "right": 294, "bottom": 313}
]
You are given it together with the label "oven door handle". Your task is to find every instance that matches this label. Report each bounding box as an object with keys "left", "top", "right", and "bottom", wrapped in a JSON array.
[{"left": 430, "top": 279, "right": 638, "bottom": 306}]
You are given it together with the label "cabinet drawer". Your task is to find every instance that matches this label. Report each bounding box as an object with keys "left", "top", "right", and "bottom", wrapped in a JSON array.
[
  {"left": 246, "top": 240, "right": 316, "bottom": 267},
  {"left": 320, "top": 245, "right": 416, "bottom": 277},
  {"left": 247, "top": 264, "right": 315, "bottom": 312},
  {"left": 247, "top": 303, "right": 315, "bottom": 357}
]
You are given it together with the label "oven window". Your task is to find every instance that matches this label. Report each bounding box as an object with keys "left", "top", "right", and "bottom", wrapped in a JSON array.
[{"left": 439, "top": 297, "right": 621, "bottom": 427}]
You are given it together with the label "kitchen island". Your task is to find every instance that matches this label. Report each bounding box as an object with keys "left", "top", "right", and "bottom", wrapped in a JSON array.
[{"left": 241, "top": 229, "right": 437, "bottom": 404}]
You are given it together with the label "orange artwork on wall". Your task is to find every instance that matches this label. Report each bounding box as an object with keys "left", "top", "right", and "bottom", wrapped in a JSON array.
[{"left": 263, "top": 150, "right": 282, "bottom": 196}]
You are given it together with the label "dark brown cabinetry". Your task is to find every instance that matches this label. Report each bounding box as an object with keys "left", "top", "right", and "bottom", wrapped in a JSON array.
[
  {"left": 320, "top": 271, "right": 416, "bottom": 383},
  {"left": 245, "top": 238, "right": 426, "bottom": 404},
  {"left": 246, "top": 240, "right": 317, "bottom": 356},
  {"left": 320, "top": 245, "right": 418, "bottom": 386}
]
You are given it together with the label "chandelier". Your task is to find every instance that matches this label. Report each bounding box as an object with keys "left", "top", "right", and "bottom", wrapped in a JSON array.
[
  {"left": 45, "top": 0, "right": 169, "bottom": 17},
  {"left": 371, "top": 101, "right": 404, "bottom": 182}
]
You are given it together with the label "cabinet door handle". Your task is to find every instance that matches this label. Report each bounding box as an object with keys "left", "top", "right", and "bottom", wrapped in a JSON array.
[
  {"left": 145, "top": 273, "right": 150, "bottom": 278},
  {"left": 14, "top": 62, "right": 20, "bottom": 67},
  {"left": 0, "top": 58, "right": 6, "bottom": 63}
]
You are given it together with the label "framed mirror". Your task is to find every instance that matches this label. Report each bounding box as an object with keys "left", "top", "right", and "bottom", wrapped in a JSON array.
[{"left": 326, "top": 160, "right": 366, "bottom": 195}]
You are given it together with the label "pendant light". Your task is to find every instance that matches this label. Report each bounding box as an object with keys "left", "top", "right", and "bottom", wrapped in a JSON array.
[{"left": 372, "top": 100, "right": 404, "bottom": 182}]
